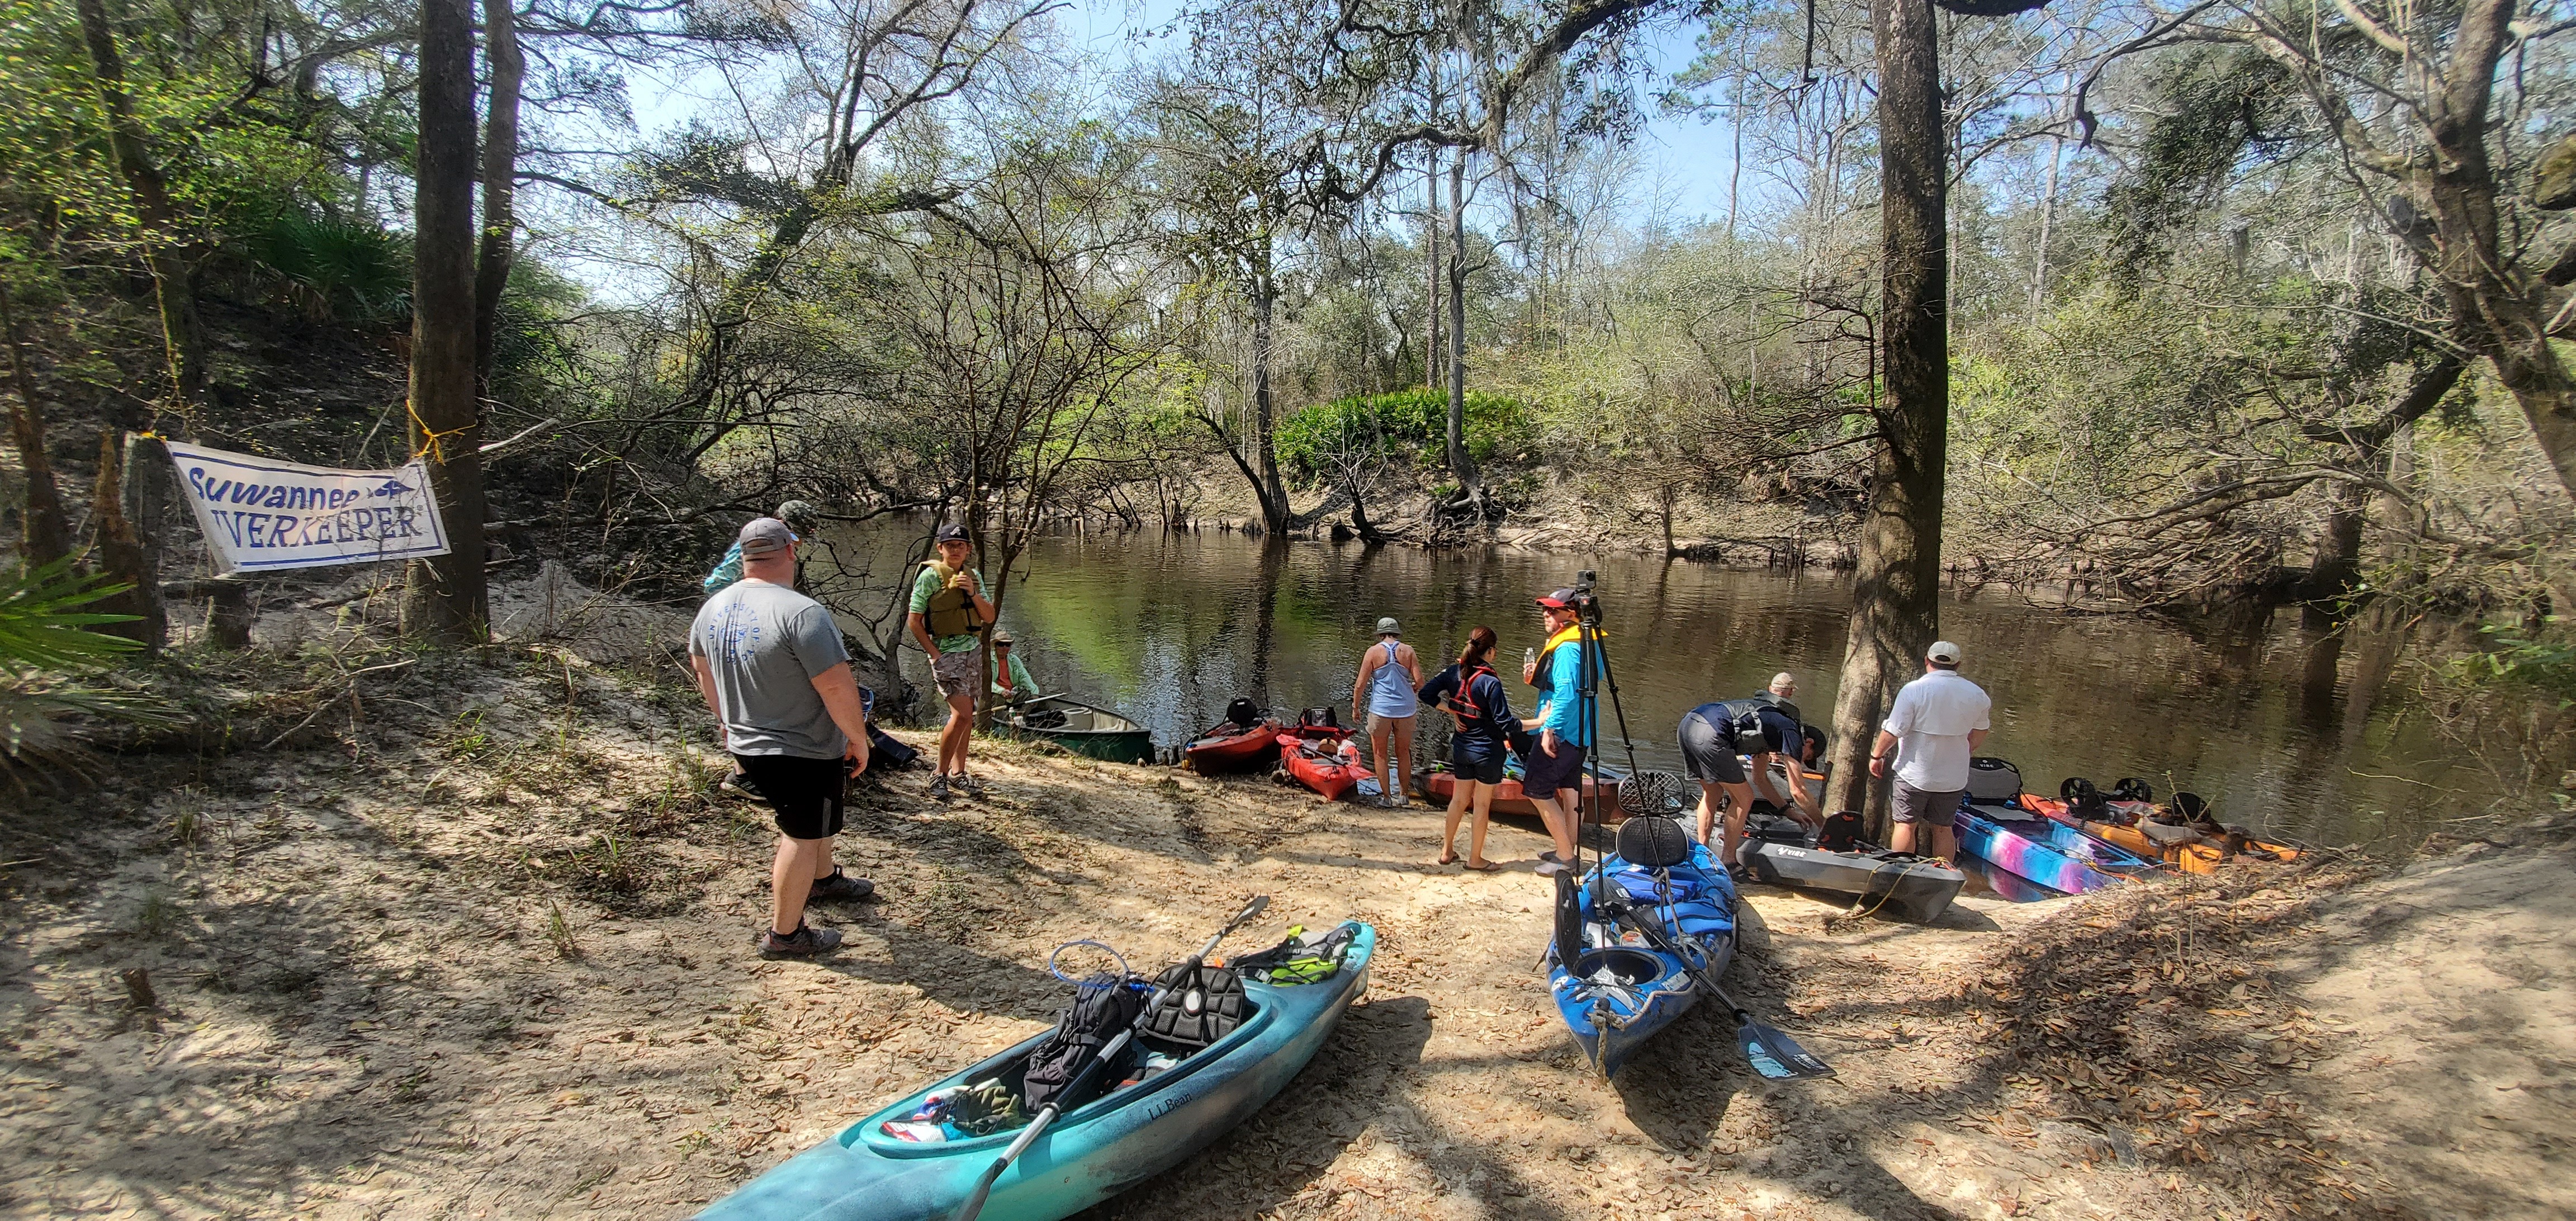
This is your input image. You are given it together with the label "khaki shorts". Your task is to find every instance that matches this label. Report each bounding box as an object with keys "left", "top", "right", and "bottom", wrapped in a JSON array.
[
  {"left": 930, "top": 650, "right": 981, "bottom": 700},
  {"left": 1891, "top": 780, "right": 1966, "bottom": 827}
]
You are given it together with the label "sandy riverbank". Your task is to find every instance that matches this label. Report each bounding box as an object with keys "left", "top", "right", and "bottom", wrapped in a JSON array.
[{"left": 2, "top": 596, "right": 2563, "bottom": 1220}]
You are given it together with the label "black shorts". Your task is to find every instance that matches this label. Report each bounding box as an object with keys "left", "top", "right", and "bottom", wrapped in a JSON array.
[
  {"left": 734, "top": 753, "right": 847, "bottom": 841},
  {"left": 1678, "top": 712, "right": 1749, "bottom": 784},
  {"left": 1521, "top": 739, "right": 1588, "bottom": 797},
  {"left": 1450, "top": 739, "right": 1507, "bottom": 785}
]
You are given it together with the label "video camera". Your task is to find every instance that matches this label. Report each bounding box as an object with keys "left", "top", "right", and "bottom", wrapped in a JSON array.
[{"left": 1568, "top": 570, "right": 1603, "bottom": 626}]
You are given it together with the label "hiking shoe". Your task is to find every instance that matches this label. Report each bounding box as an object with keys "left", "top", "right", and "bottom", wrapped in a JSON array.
[
  {"left": 809, "top": 870, "right": 875, "bottom": 902},
  {"left": 1535, "top": 858, "right": 1571, "bottom": 877},
  {"left": 927, "top": 774, "right": 953, "bottom": 801},
  {"left": 719, "top": 772, "right": 764, "bottom": 801},
  {"left": 960, "top": 773, "right": 987, "bottom": 799},
  {"left": 757, "top": 923, "right": 843, "bottom": 958},
  {"left": 1540, "top": 850, "right": 1566, "bottom": 864}
]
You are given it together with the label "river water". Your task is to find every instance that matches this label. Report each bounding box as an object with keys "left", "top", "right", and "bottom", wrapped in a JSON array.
[{"left": 828, "top": 524, "right": 2468, "bottom": 851}]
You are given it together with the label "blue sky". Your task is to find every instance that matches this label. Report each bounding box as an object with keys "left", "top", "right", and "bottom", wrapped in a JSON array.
[{"left": 619, "top": 0, "right": 1746, "bottom": 225}]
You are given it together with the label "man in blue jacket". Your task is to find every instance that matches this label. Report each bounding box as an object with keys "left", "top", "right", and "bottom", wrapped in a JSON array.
[{"left": 1521, "top": 589, "right": 1592, "bottom": 876}]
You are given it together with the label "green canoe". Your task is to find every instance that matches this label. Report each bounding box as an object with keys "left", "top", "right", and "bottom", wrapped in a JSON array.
[{"left": 1002, "top": 695, "right": 1154, "bottom": 764}]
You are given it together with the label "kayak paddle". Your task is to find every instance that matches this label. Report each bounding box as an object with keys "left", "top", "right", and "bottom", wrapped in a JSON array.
[
  {"left": 1607, "top": 901, "right": 1834, "bottom": 1081},
  {"left": 951, "top": 894, "right": 1272, "bottom": 1221}
]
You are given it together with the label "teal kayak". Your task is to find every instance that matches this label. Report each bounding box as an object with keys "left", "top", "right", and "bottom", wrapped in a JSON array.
[{"left": 697, "top": 921, "right": 1376, "bottom": 1221}]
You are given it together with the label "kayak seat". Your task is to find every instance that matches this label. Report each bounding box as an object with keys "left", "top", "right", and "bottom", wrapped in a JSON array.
[{"left": 1614, "top": 816, "right": 1693, "bottom": 868}]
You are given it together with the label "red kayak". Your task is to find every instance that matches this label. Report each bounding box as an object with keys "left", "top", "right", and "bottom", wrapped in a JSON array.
[
  {"left": 1276, "top": 731, "right": 1371, "bottom": 801},
  {"left": 1418, "top": 768, "right": 1620, "bottom": 824},
  {"left": 1183, "top": 718, "right": 1282, "bottom": 774}
]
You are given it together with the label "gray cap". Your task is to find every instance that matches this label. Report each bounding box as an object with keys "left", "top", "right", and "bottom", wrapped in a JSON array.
[
  {"left": 1926, "top": 640, "right": 1963, "bottom": 664},
  {"left": 1376, "top": 617, "right": 1400, "bottom": 636},
  {"left": 739, "top": 516, "right": 795, "bottom": 558}
]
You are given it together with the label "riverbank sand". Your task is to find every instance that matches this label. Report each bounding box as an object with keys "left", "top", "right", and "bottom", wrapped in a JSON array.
[{"left": 3, "top": 596, "right": 2564, "bottom": 1219}]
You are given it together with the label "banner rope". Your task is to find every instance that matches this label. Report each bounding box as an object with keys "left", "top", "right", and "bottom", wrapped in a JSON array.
[{"left": 405, "top": 395, "right": 469, "bottom": 465}]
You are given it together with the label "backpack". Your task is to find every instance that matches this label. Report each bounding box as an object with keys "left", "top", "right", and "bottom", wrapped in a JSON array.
[
  {"left": 1139, "top": 959, "right": 1247, "bottom": 1048},
  {"left": 1020, "top": 973, "right": 1147, "bottom": 1111},
  {"left": 1817, "top": 810, "right": 1865, "bottom": 853},
  {"left": 918, "top": 561, "right": 986, "bottom": 638},
  {"left": 1966, "top": 757, "right": 2023, "bottom": 804}
]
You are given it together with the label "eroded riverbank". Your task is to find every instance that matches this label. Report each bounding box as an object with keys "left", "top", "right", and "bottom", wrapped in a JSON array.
[{"left": 2, "top": 598, "right": 2563, "bottom": 1220}]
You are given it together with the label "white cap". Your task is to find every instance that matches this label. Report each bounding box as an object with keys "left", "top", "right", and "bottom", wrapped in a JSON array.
[{"left": 1926, "top": 641, "right": 1963, "bottom": 665}]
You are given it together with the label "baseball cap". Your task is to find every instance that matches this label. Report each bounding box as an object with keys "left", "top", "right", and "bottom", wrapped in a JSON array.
[
  {"left": 776, "top": 500, "right": 821, "bottom": 534},
  {"left": 1376, "top": 617, "right": 1400, "bottom": 635},
  {"left": 1926, "top": 640, "right": 1963, "bottom": 664},
  {"left": 738, "top": 516, "right": 795, "bottom": 558},
  {"left": 935, "top": 523, "right": 970, "bottom": 544},
  {"left": 1535, "top": 588, "right": 1578, "bottom": 609}
]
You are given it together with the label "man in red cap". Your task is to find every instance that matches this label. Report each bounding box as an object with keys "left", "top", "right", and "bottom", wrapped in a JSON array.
[{"left": 1518, "top": 589, "right": 1589, "bottom": 874}]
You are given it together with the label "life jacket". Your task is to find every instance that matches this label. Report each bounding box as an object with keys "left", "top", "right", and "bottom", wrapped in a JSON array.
[
  {"left": 1230, "top": 923, "right": 1360, "bottom": 986},
  {"left": 1747, "top": 689, "right": 1802, "bottom": 725},
  {"left": 1530, "top": 625, "right": 1584, "bottom": 695},
  {"left": 918, "top": 560, "right": 987, "bottom": 638},
  {"left": 1449, "top": 664, "right": 1504, "bottom": 739}
]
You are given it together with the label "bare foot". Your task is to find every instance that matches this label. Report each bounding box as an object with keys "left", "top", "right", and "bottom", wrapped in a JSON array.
[{"left": 1434, "top": 849, "right": 1459, "bottom": 866}]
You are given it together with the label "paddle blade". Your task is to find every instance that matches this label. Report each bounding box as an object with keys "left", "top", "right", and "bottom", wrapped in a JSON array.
[
  {"left": 952, "top": 1162, "right": 1006, "bottom": 1221},
  {"left": 1737, "top": 1020, "right": 1835, "bottom": 1081}
]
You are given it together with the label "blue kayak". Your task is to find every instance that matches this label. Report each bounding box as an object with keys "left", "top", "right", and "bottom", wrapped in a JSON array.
[
  {"left": 698, "top": 921, "right": 1376, "bottom": 1221},
  {"left": 1548, "top": 831, "right": 1737, "bottom": 1078},
  {"left": 1955, "top": 808, "right": 2145, "bottom": 894}
]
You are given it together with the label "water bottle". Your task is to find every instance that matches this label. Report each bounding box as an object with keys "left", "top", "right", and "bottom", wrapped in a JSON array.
[{"left": 1523, "top": 646, "right": 1537, "bottom": 670}]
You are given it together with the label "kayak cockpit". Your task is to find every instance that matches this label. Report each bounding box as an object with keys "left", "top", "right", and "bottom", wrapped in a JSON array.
[{"left": 845, "top": 998, "right": 1276, "bottom": 1158}]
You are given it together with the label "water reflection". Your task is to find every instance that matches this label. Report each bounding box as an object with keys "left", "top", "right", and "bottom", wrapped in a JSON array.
[{"left": 826, "top": 525, "right": 2478, "bottom": 849}]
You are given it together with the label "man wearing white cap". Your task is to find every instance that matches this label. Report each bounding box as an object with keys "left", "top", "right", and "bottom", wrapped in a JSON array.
[{"left": 1870, "top": 640, "right": 1991, "bottom": 863}]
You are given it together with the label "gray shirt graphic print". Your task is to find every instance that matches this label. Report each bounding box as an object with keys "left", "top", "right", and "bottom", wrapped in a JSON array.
[{"left": 689, "top": 580, "right": 853, "bottom": 758}]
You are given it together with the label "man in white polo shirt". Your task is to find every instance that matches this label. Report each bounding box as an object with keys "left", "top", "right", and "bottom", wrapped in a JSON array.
[{"left": 1870, "top": 640, "right": 1991, "bottom": 863}]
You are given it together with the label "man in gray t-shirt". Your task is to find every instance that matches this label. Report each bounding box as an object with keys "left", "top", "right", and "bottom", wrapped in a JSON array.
[{"left": 689, "top": 517, "right": 873, "bottom": 958}]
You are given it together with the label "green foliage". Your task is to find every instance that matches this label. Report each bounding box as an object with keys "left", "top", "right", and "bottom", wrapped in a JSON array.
[
  {"left": 0, "top": 559, "right": 174, "bottom": 780},
  {"left": 1275, "top": 389, "right": 1533, "bottom": 479},
  {"left": 2101, "top": 48, "right": 2302, "bottom": 278},
  {"left": 243, "top": 211, "right": 411, "bottom": 324},
  {"left": 2452, "top": 619, "right": 2576, "bottom": 706}
]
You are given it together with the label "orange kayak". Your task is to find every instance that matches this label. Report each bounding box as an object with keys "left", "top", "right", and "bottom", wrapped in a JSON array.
[
  {"left": 1419, "top": 768, "right": 1621, "bottom": 824},
  {"left": 2019, "top": 794, "right": 2299, "bottom": 874}
]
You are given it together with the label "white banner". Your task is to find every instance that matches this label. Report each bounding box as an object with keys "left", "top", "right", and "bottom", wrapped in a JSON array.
[{"left": 165, "top": 441, "right": 451, "bottom": 574}]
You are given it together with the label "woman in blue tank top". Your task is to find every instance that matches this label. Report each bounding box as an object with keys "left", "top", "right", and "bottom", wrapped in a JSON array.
[{"left": 1350, "top": 617, "right": 1422, "bottom": 808}]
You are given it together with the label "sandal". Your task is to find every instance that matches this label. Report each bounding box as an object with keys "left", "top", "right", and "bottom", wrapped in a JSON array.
[{"left": 1462, "top": 859, "right": 1502, "bottom": 872}]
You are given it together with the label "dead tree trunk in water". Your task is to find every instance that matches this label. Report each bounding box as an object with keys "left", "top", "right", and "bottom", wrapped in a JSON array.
[
  {"left": 1824, "top": 0, "right": 1948, "bottom": 835},
  {"left": 400, "top": 0, "right": 488, "bottom": 641}
]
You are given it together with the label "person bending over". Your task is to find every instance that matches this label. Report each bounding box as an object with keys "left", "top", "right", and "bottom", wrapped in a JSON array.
[
  {"left": 690, "top": 518, "right": 873, "bottom": 958},
  {"left": 1679, "top": 692, "right": 1822, "bottom": 869}
]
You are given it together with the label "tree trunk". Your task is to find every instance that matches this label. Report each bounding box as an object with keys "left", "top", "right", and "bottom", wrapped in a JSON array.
[
  {"left": 1249, "top": 266, "right": 1291, "bottom": 532},
  {"left": 0, "top": 276, "right": 71, "bottom": 566},
  {"left": 89, "top": 431, "right": 164, "bottom": 654},
  {"left": 74, "top": 0, "right": 203, "bottom": 406},
  {"left": 472, "top": 0, "right": 523, "bottom": 393},
  {"left": 1445, "top": 152, "right": 1482, "bottom": 515},
  {"left": 1824, "top": 0, "right": 1949, "bottom": 835},
  {"left": 400, "top": 0, "right": 489, "bottom": 642}
]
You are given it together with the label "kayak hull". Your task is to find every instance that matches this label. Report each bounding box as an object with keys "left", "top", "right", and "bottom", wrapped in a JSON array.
[
  {"left": 698, "top": 922, "right": 1377, "bottom": 1221},
  {"left": 1181, "top": 721, "right": 1282, "bottom": 773},
  {"left": 1549, "top": 841, "right": 1737, "bottom": 1078},
  {"left": 1740, "top": 840, "right": 1966, "bottom": 924},
  {"left": 1002, "top": 696, "right": 1155, "bottom": 765},
  {"left": 1418, "top": 766, "right": 1622, "bottom": 824},
  {"left": 1277, "top": 732, "right": 1368, "bottom": 801},
  {"left": 1955, "top": 808, "right": 2128, "bottom": 895}
]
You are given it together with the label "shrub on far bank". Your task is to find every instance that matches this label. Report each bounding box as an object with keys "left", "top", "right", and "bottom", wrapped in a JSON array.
[{"left": 1275, "top": 389, "right": 1533, "bottom": 480}]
